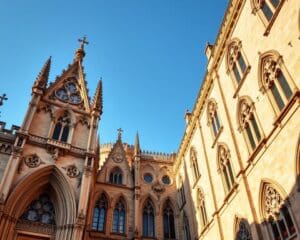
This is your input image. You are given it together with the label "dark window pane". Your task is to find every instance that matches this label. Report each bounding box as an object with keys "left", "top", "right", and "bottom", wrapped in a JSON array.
[
  {"left": 262, "top": 2, "right": 273, "bottom": 21},
  {"left": 246, "top": 126, "right": 256, "bottom": 150},
  {"left": 61, "top": 126, "right": 69, "bottom": 142},
  {"left": 149, "top": 213, "right": 155, "bottom": 237},
  {"left": 271, "top": 84, "right": 285, "bottom": 110},
  {"left": 227, "top": 162, "right": 235, "bottom": 186},
  {"left": 278, "top": 72, "right": 293, "bottom": 100},
  {"left": 278, "top": 218, "right": 288, "bottom": 238},
  {"left": 212, "top": 119, "right": 218, "bottom": 137},
  {"left": 215, "top": 113, "right": 221, "bottom": 131},
  {"left": 223, "top": 168, "right": 231, "bottom": 192},
  {"left": 233, "top": 63, "right": 241, "bottom": 83},
  {"left": 52, "top": 123, "right": 62, "bottom": 140},
  {"left": 238, "top": 54, "right": 247, "bottom": 74},
  {"left": 270, "top": 0, "right": 280, "bottom": 8},
  {"left": 143, "top": 212, "right": 148, "bottom": 236},
  {"left": 251, "top": 118, "right": 261, "bottom": 142},
  {"left": 271, "top": 221, "right": 281, "bottom": 240},
  {"left": 163, "top": 214, "right": 169, "bottom": 238},
  {"left": 282, "top": 206, "right": 296, "bottom": 235},
  {"left": 109, "top": 173, "right": 113, "bottom": 183},
  {"left": 118, "top": 174, "right": 122, "bottom": 184}
]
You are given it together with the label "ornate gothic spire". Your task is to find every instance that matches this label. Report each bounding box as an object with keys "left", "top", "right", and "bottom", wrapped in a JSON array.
[
  {"left": 33, "top": 56, "right": 51, "bottom": 90},
  {"left": 92, "top": 80, "right": 103, "bottom": 114},
  {"left": 134, "top": 132, "right": 141, "bottom": 156}
]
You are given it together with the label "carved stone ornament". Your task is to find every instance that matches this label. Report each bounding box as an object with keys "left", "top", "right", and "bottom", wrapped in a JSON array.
[
  {"left": 240, "top": 101, "right": 254, "bottom": 128},
  {"left": 228, "top": 42, "right": 240, "bottom": 68},
  {"left": 208, "top": 101, "right": 217, "bottom": 119},
  {"left": 262, "top": 57, "right": 281, "bottom": 89},
  {"left": 152, "top": 181, "right": 165, "bottom": 194},
  {"left": 24, "top": 154, "right": 41, "bottom": 168},
  {"left": 219, "top": 146, "right": 231, "bottom": 167},
  {"left": 65, "top": 165, "right": 80, "bottom": 178},
  {"left": 112, "top": 148, "right": 124, "bottom": 163},
  {"left": 263, "top": 185, "right": 283, "bottom": 219}
]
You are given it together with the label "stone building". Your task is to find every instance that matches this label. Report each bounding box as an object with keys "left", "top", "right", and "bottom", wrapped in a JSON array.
[{"left": 0, "top": 0, "right": 299, "bottom": 239}]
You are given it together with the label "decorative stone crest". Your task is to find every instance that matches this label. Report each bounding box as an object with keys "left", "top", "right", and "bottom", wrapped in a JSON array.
[
  {"left": 219, "top": 145, "right": 231, "bottom": 167},
  {"left": 262, "top": 57, "right": 281, "bottom": 89},
  {"left": 152, "top": 181, "right": 165, "bottom": 194},
  {"left": 24, "top": 154, "right": 41, "bottom": 168},
  {"left": 263, "top": 185, "right": 283, "bottom": 219},
  {"left": 228, "top": 42, "right": 240, "bottom": 68},
  {"left": 65, "top": 165, "right": 80, "bottom": 178},
  {"left": 112, "top": 148, "right": 124, "bottom": 163},
  {"left": 240, "top": 101, "right": 253, "bottom": 128},
  {"left": 208, "top": 101, "right": 217, "bottom": 119}
]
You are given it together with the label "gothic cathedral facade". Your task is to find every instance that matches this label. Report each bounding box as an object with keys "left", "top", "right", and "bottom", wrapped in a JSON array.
[{"left": 0, "top": 0, "right": 299, "bottom": 239}]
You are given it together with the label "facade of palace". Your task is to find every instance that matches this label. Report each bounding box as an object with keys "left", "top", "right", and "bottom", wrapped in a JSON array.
[{"left": 0, "top": 0, "right": 299, "bottom": 239}]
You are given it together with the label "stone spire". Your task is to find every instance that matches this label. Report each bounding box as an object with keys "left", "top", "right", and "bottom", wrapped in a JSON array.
[
  {"left": 134, "top": 132, "right": 141, "bottom": 156},
  {"left": 33, "top": 56, "right": 51, "bottom": 90},
  {"left": 92, "top": 79, "right": 103, "bottom": 114},
  {"left": 74, "top": 36, "right": 89, "bottom": 62}
]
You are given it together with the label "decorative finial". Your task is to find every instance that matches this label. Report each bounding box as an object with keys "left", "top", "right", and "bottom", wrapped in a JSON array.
[
  {"left": 78, "top": 36, "right": 89, "bottom": 49},
  {"left": 0, "top": 94, "right": 8, "bottom": 106},
  {"left": 74, "top": 36, "right": 89, "bottom": 62},
  {"left": 134, "top": 132, "right": 141, "bottom": 156},
  {"left": 117, "top": 128, "right": 123, "bottom": 141}
]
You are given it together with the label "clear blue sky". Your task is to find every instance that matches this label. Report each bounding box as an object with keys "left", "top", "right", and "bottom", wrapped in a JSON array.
[{"left": 0, "top": 0, "right": 228, "bottom": 153}]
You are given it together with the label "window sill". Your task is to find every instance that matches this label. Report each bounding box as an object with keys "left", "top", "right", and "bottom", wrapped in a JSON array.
[
  {"left": 110, "top": 232, "right": 127, "bottom": 237},
  {"left": 273, "top": 90, "right": 300, "bottom": 127},
  {"left": 247, "top": 138, "right": 267, "bottom": 164},
  {"left": 233, "top": 66, "right": 251, "bottom": 98},
  {"left": 211, "top": 126, "right": 223, "bottom": 148},
  {"left": 192, "top": 175, "right": 201, "bottom": 189},
  {"left": 224, "top": 182, "right": 239, "bottom": 203}
]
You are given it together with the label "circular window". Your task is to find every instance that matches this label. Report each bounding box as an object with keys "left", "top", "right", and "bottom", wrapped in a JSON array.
[
  {"left": 144, "top": 173, "right": 153, "bottom": 183},
  {"left": 162, "top": 175, "right": 171, "bottom": 185}
]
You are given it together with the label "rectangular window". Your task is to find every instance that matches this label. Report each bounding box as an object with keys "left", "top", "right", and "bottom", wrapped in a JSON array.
[
  {"left": 271, "top": 84, "right": 285, "bottom": 110},
  {"left": 277, "top": 72, "right": 293, "bottom": 100},
  {"left": 262, "top": 3, "right": 274, "bottom": 21},
  {"left": 246, "top": 126, "right": 256, "bottom": 150},
  {"left": 237, "top": 54, "right": 247, "bottom": 74},
  {"left": 251, "top": 118, "right": 261, "bottom": 142},
  {"left": 233, "top": 64, "right": 241, "bottom": 83}
]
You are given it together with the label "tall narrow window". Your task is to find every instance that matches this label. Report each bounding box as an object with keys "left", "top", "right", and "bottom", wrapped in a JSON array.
[
  {"left": 261, "top": 183, "right": 297, "bottom": 240},
  {"left": 238, "top": 98, "right": 262, "bottom": 151},
  {"left": 207, "top": 100, "right": 222, "bottom": 138},
  {"left": 198, "top": 189, "right": 208, "bottom": 229},
  {"left": 112, "top": 199, "right": 126, "bottom": 234},
  {"left": 190, "top": 148, "right": 200, "bottom": 181},
  {"left": 109, "top": 168, "right": 123, "bottom": 185},
  {"left": 178, "top": 176, "right": 186, "bottom": 208},
  {"left": 92, "top": 193, "right": 107, "bottom": 232},
  {"left": 52, "top": 111, "right": 70, "bottom": 142},
  {"left": 142, "top": 199, "right": 155, "bottom": 237},
  {"left": 163, "top": 200, "right": 176, "bottom": 240},
  {"left": 183, "top": 212, "right": 191, "bottom": 240},
  {"left": 218, "top": 145, "right": 235, "bottom": 193},
  {"left": 227, "top": 39, "right": 249, "bottom": 89},
  {"left": 260, "top": 52, "right": 294, "bottom": 113},
  {"left": 235, "top": 219, "right": 252, "bottom": 240}
]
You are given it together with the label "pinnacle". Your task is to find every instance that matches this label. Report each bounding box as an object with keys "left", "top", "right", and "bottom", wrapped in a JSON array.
[
  {"left": 33, "top": 56, "right": 51, "bottom": 89},
  {"left": 134, "top": 132, "right": 141, "bottom": 156},
  {"left": 92, "top": 79, "right": 103, "bottom": 113}
]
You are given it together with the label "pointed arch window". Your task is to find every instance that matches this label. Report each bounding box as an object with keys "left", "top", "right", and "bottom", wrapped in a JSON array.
[
  {"left": 261, "top": 183, "right": 297, "bottom": 240},
  {"left": 207, "top": 100, "right": 222, "bottom": 139},
  {"left": 163, "top": 200, "right": 176, "bottom": 240},
  {"left": 218, "top": 145, "right": 235, "bottom": 193},
  {"left": 183, "top": 212, "right": 191, "bottom": 240},
  {"left": 227, "top": 39, "right": 250, "bottom": 94},
  {"left": 20, "top": 193, "right": 55, "bottom": 225},
  {"left": 177, "top": 176, "right": 186, "bottom": 208},
  {"left": 198, "top": 189, "right": 208, "bottom": 229},
  {"left": 260, "top": 52, "right": 295, "bottom": 114},
  {"left": 109, "top": 168, "right": 123, "bottom": 185},
  {"left": 52, "top": 111, "right": 70, "bottom": 142},
  {"left": 142, "top": 199, "right": 155, "bottom": 237},
  {"left": 112, "top": 199, "right": 126, "bottom": 234},
  {"left": 238, "top": 98, "right": 262, "bottom": 151},
  {"left": 235, "top": 219, "right": 252, "bottom": 240},
  {"left": 92, "top": 193, "right": 107, "bottom": 232},
  {"left": 190, "top": 148, "right": 200, "bottom": 182},
  {"left": 251, "top": 0, "right": 284, "bottom": 34}
]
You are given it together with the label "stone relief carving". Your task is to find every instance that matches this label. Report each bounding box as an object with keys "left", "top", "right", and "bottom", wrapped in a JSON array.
[
  {"left": 262, "top": 57, "right": 281, "bottom": 89},
  {"left": 263, "top": 185, "right": 284, "bottom": 219},
  {"left": 64, "top": 165, "right": 80, "bottom": 178},
  {"left": 240, "top": 101, "right": 254, "bottom": 128},
  {"left": 24, "top": 154, "right": 41, "bottom": 168}
]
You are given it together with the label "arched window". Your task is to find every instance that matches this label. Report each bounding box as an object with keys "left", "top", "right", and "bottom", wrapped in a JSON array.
[
  {"left": 109, "top": 168, "right": 123, "bottom": 185},
  {"left": 190, "top": 148, "right": 200, "bottom": 182},
  {"left": 142, "top": 199, "right": 155, "bottom": 237},
  {"left": 92, "top": 193, "right": 107, "bottom": 232},
  {"left": 52, "top": 111, "right": 70, "bottom": 142},
  {"left": 207, "top": 100, "right": 222, "bottom": 138},
  {"left": 218, "top": 145, "right": 235, "bottom": 193},
  {"left": 238, "top": 98, "right": 262, "bottom": 151},
  {"left": 163, "top": 200, "right": 176, "bottom": 239},
  {"left": 259, "top": 51, "right": 295, "bottom": 113},
  {"left": 112, "top": 198, "right": 126, "bottom": 234},
  {"left": 261, "top": 183, "right": 297, "bottom": 239},
  {"left": 198, "top": 188, "right": 208, "bottom": 229},
  {"left": 183, "top": 212, "right": 191, "bottom": 240},
  {"left": 226, "top": 39, "right": 250, "bottom": 92},
  {"left": 235, "top": 219, "right": 252, "bottom": 240},
  {"left": 20, "top": 193, "right": 55, "bottom": 225},
  {"left": 251, "top": 0, "right": 284, "bottom": 34},
  {"left": 178, "top": 176, "right": 186, "bottom": 208}
]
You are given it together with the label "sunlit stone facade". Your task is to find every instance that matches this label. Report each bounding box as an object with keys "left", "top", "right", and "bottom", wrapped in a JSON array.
[{"left": 0, "top": 0, "right": 299, "bottom": 239}]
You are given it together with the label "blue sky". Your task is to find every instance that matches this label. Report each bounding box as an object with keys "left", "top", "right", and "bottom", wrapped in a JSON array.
[{"left": 0, "top": 0, "right": 228, "bottom": 153}]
